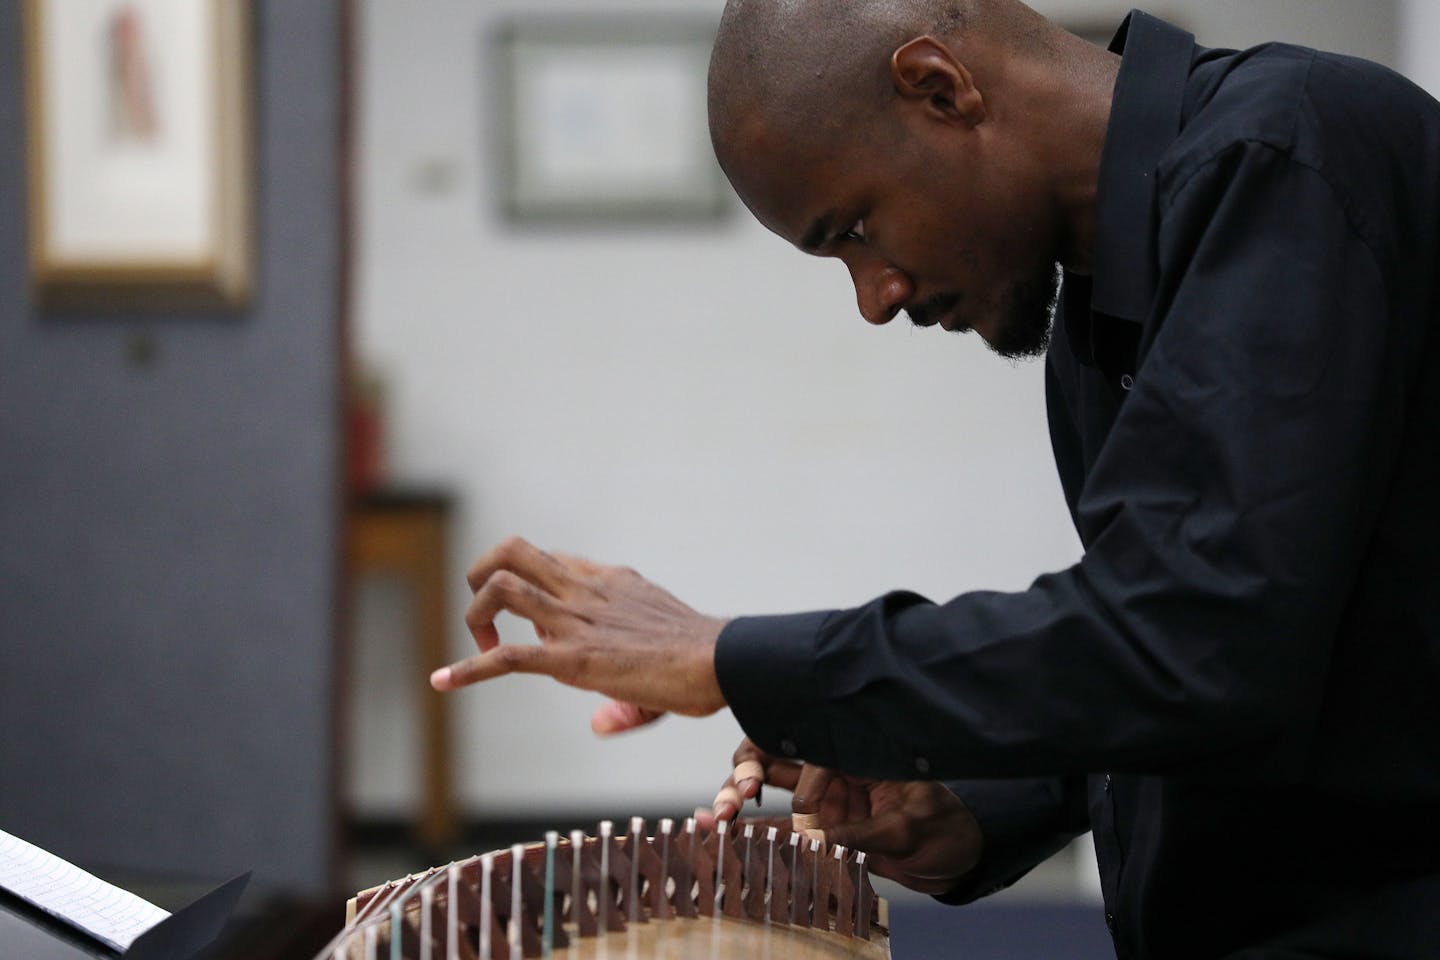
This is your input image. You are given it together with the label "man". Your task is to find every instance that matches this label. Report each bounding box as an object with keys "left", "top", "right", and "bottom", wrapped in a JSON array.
[{"left": 431, "top": 1, "right": 1440, "bottom": 956}]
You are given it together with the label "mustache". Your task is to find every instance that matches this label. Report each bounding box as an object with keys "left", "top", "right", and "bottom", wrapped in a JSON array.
[{"left": 905, "top": 293, "right": 963, "bottom": 329}]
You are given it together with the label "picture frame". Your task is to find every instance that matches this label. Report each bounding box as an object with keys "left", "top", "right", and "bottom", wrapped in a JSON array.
[
  {"left": 25, "top": 0, "right": 255, "bottom": 310},
  {"left": 493, "top": 15, "right": 731, "bottom": 224}
]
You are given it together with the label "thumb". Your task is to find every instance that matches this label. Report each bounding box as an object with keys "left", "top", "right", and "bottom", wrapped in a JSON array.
[{"left": 590, "top": 699, "right": 666, "bottom": 736}]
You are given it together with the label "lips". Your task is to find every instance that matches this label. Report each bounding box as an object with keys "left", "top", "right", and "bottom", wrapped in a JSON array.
[
  {"left": 907, "top": 293, "right": 965, "bottom": 331},
  {"left": 938, "top": 305, "right": 971, "bottom": 333}
]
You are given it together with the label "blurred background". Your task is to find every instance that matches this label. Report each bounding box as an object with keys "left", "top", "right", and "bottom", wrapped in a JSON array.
[{"left": 0, "top": 1, "right": 1434, "bottom": 958}]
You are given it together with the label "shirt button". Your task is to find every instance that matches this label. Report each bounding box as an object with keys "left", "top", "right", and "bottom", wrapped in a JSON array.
[
  {"left": 779, "top": 738, "right": 798, "bottom": 757},
  {"left": 914, "top": 756, "right": 931, "bottom": 775},
  {"left": 1119, "top": 374, "right": 1135, "bottom": 391},
  {"left": 1104, "top": 774, "right": 1113, "bottom": 793}
]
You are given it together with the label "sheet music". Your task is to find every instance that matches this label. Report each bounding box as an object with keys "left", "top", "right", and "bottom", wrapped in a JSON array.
[{"left": 0, "top": 827, "right": 170, "bottom": 952}]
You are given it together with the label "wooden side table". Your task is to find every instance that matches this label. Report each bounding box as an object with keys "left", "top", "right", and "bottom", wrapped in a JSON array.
[{"left": 346, "top": 489, "right": 457, "bottom": 852}]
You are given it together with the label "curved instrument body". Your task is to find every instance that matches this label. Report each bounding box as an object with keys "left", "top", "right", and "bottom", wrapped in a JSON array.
[{"left": 319, "top": 817, "right": 890, "bottom": 960}]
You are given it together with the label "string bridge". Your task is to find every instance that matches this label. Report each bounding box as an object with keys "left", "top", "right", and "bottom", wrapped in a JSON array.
[{"left": 325, "top": 816, "right": 887, "bottom": 960}]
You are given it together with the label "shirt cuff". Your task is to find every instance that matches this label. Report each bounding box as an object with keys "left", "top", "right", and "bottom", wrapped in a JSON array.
[{"left": 714, "top": 611, "right": 839, "bottom": 766}]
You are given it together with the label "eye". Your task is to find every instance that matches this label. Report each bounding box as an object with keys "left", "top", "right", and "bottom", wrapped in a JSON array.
[{"left": 841, "top": 219, "right": 867, "bottom": 244}]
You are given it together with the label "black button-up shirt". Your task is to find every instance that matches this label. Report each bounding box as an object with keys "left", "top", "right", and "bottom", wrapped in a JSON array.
[{"left": 716, "top": 9, "right": 1440, "bottom": 958}]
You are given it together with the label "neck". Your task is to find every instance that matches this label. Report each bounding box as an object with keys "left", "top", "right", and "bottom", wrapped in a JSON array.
[
  {"left": 1043, "top": 32, "right": 1121, "bottom": 275},
  {"left": 960, "top": 12, "right": 1120, "bottom": 275}
]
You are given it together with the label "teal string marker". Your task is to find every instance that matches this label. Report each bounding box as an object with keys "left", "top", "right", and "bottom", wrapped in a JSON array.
[{"left": 543, "top": 831, "right": 558, "bottom": 956}]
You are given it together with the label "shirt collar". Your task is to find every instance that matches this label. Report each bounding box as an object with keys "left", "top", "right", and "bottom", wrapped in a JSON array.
[{"left": 1089, "top": 10, "right": 1196, "bottom": 323}]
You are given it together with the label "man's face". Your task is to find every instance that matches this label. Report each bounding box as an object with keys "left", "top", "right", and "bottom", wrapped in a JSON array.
[{"left": 720, "top": 114, "right": 1061, "bottom": 359}]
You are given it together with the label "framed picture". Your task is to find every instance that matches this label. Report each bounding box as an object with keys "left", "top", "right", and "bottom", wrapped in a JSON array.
[
  {"left": 25, "top": 0, "right": 254, "bottom": 310},
  {"left": 493, "top": 15, "right": 730, "bottom": 224}
]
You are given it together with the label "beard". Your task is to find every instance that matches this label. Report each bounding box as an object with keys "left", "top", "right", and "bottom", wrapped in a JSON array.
[
  {"left": 988, "top": 262, "right": 1062, "bottom": 360},
  {"left": 906, "top": 262, "right": 1062, "bottom": 360}
]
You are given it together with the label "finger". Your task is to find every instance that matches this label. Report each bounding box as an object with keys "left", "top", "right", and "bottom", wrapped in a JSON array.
[
  {"left": 710, "top": 759, "right": 805, "bottom": 819},
  {"left": 730, "top": 737, "right": 766, "bottom": 769},
  {"left": 712, "top": 776, "right": 744, "bottom": 823},
  {"left": 710, "top": 764, "right": 809, "bottom": 823},
  {"left": 733, "top": 759, "right": 765, "bottom": 799},
  {"left": 590, "top": 699, "right": 665, "bottom": 736},
  {"left": 550, "top": 552, "right": 606, "bottom": 577},
  {"left": 430, "top": 644, "right": 553, "bottom": 690},
  {"left": 464, "top": 569, "right": 582, "bottom": 650},
  {"left": 727, "top": 739, "right": 806, "bottom": 793},
  {"left": 469, "top": 621, "right": 501, "bottom": 654},
  {"left": 714, "top": 738, "right": 769, "bottom": 821},
  {"left": 466, "top": 536, "right": 578, "bottom": 597},
  {"left": 730, "top": 738, "right": 769, "bottom": 800},
  {"left": 791, "top": 765, "right": 837, "bottom": 838},
  {"left": 757, "top": 759, "right": 804, "bottom": 793}
]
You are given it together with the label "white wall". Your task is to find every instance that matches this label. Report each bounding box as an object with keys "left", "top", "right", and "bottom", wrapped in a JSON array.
[
  {"left": 1402, "top": 0, "right": 1440, "bottom": 95},
  {"left": 351, "top": 0, "right": 1398, "bottom": 820}
]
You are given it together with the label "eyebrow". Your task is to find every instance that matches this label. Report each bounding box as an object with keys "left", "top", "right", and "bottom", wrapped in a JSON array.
[{"left": 799, "top": 211, "right": 835, "bottom": 253}]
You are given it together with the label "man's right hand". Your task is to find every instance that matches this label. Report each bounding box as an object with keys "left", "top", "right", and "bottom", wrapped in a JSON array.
[
  {"left": 431, "top": 537, "right": 730, "bottom": 735},
  {"left": 700, "top": 739, "right": 985, "bottom": 897}
]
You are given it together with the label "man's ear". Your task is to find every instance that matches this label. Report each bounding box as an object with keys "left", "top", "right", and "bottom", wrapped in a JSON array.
[{"left": 890, "top": 36, "right": 986, "bottom": 127}]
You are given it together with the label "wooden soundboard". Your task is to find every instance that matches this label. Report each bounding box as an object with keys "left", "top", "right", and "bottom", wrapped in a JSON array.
[{"left": 316, "top": 817, "right": 890, "bottom": 960}]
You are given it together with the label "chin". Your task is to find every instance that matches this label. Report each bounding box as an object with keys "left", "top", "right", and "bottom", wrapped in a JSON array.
[{"left": 987, "top": 264, "right": 1061, "bottom": 360}]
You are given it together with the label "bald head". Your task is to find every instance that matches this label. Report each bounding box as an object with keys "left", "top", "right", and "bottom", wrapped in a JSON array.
[
  {"left": 706, "top": 0, "right": 1118, "bottom": 348},
  {"left": 707, "top": 0, "right": 1050, "bottom": 163}
]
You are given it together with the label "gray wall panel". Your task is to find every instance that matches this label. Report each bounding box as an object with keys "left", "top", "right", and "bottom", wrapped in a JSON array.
[{"left": 0, "top": 1, "right": 343, "bottom": 895}]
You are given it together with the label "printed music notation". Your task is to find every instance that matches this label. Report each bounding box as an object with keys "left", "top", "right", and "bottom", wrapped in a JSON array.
[{"left": 0, "top": 827, "right": 171, "bottom": 952}]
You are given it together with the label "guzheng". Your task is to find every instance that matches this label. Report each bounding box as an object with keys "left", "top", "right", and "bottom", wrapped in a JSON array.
[{"left": 316, "top": 816, "right": 890, "bottom": 960}]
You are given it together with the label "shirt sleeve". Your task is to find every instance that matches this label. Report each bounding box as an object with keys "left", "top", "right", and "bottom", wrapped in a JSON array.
[{"left": 715, "top": 143, "right": 1398, "bottom": 782}]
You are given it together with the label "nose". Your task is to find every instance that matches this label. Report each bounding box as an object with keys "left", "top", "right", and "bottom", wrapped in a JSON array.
[{"left": 845, "top": 254, "right": 914, "bottom": 326}]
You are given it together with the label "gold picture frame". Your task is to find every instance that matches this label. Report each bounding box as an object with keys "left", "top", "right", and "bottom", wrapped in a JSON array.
[{"left": 25, "top": 0, "right": 254, "bottom": 310}]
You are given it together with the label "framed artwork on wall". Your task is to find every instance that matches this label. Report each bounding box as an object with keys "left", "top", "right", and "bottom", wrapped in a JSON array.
[
  {"left": 493, "top": 15, "right": 731, "bottom": 224},
  {"left": 25, "top": 0, "right": 254, "bottom": 309}
]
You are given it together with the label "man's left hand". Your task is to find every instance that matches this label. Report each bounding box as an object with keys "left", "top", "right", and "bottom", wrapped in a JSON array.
[{"left": 700, "top": 739, "right": 985, "bottom": 896}]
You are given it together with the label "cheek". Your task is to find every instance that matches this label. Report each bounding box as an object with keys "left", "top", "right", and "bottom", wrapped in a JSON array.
[
  {"left": 973, "top": 169, "right": 1061, "bottom": 268},
  {"left": 903, "top": 208, "right": 985, "bottom": 288},
  {"left": 882, "top": 185, "right": 1047, "bottom": 290}
]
